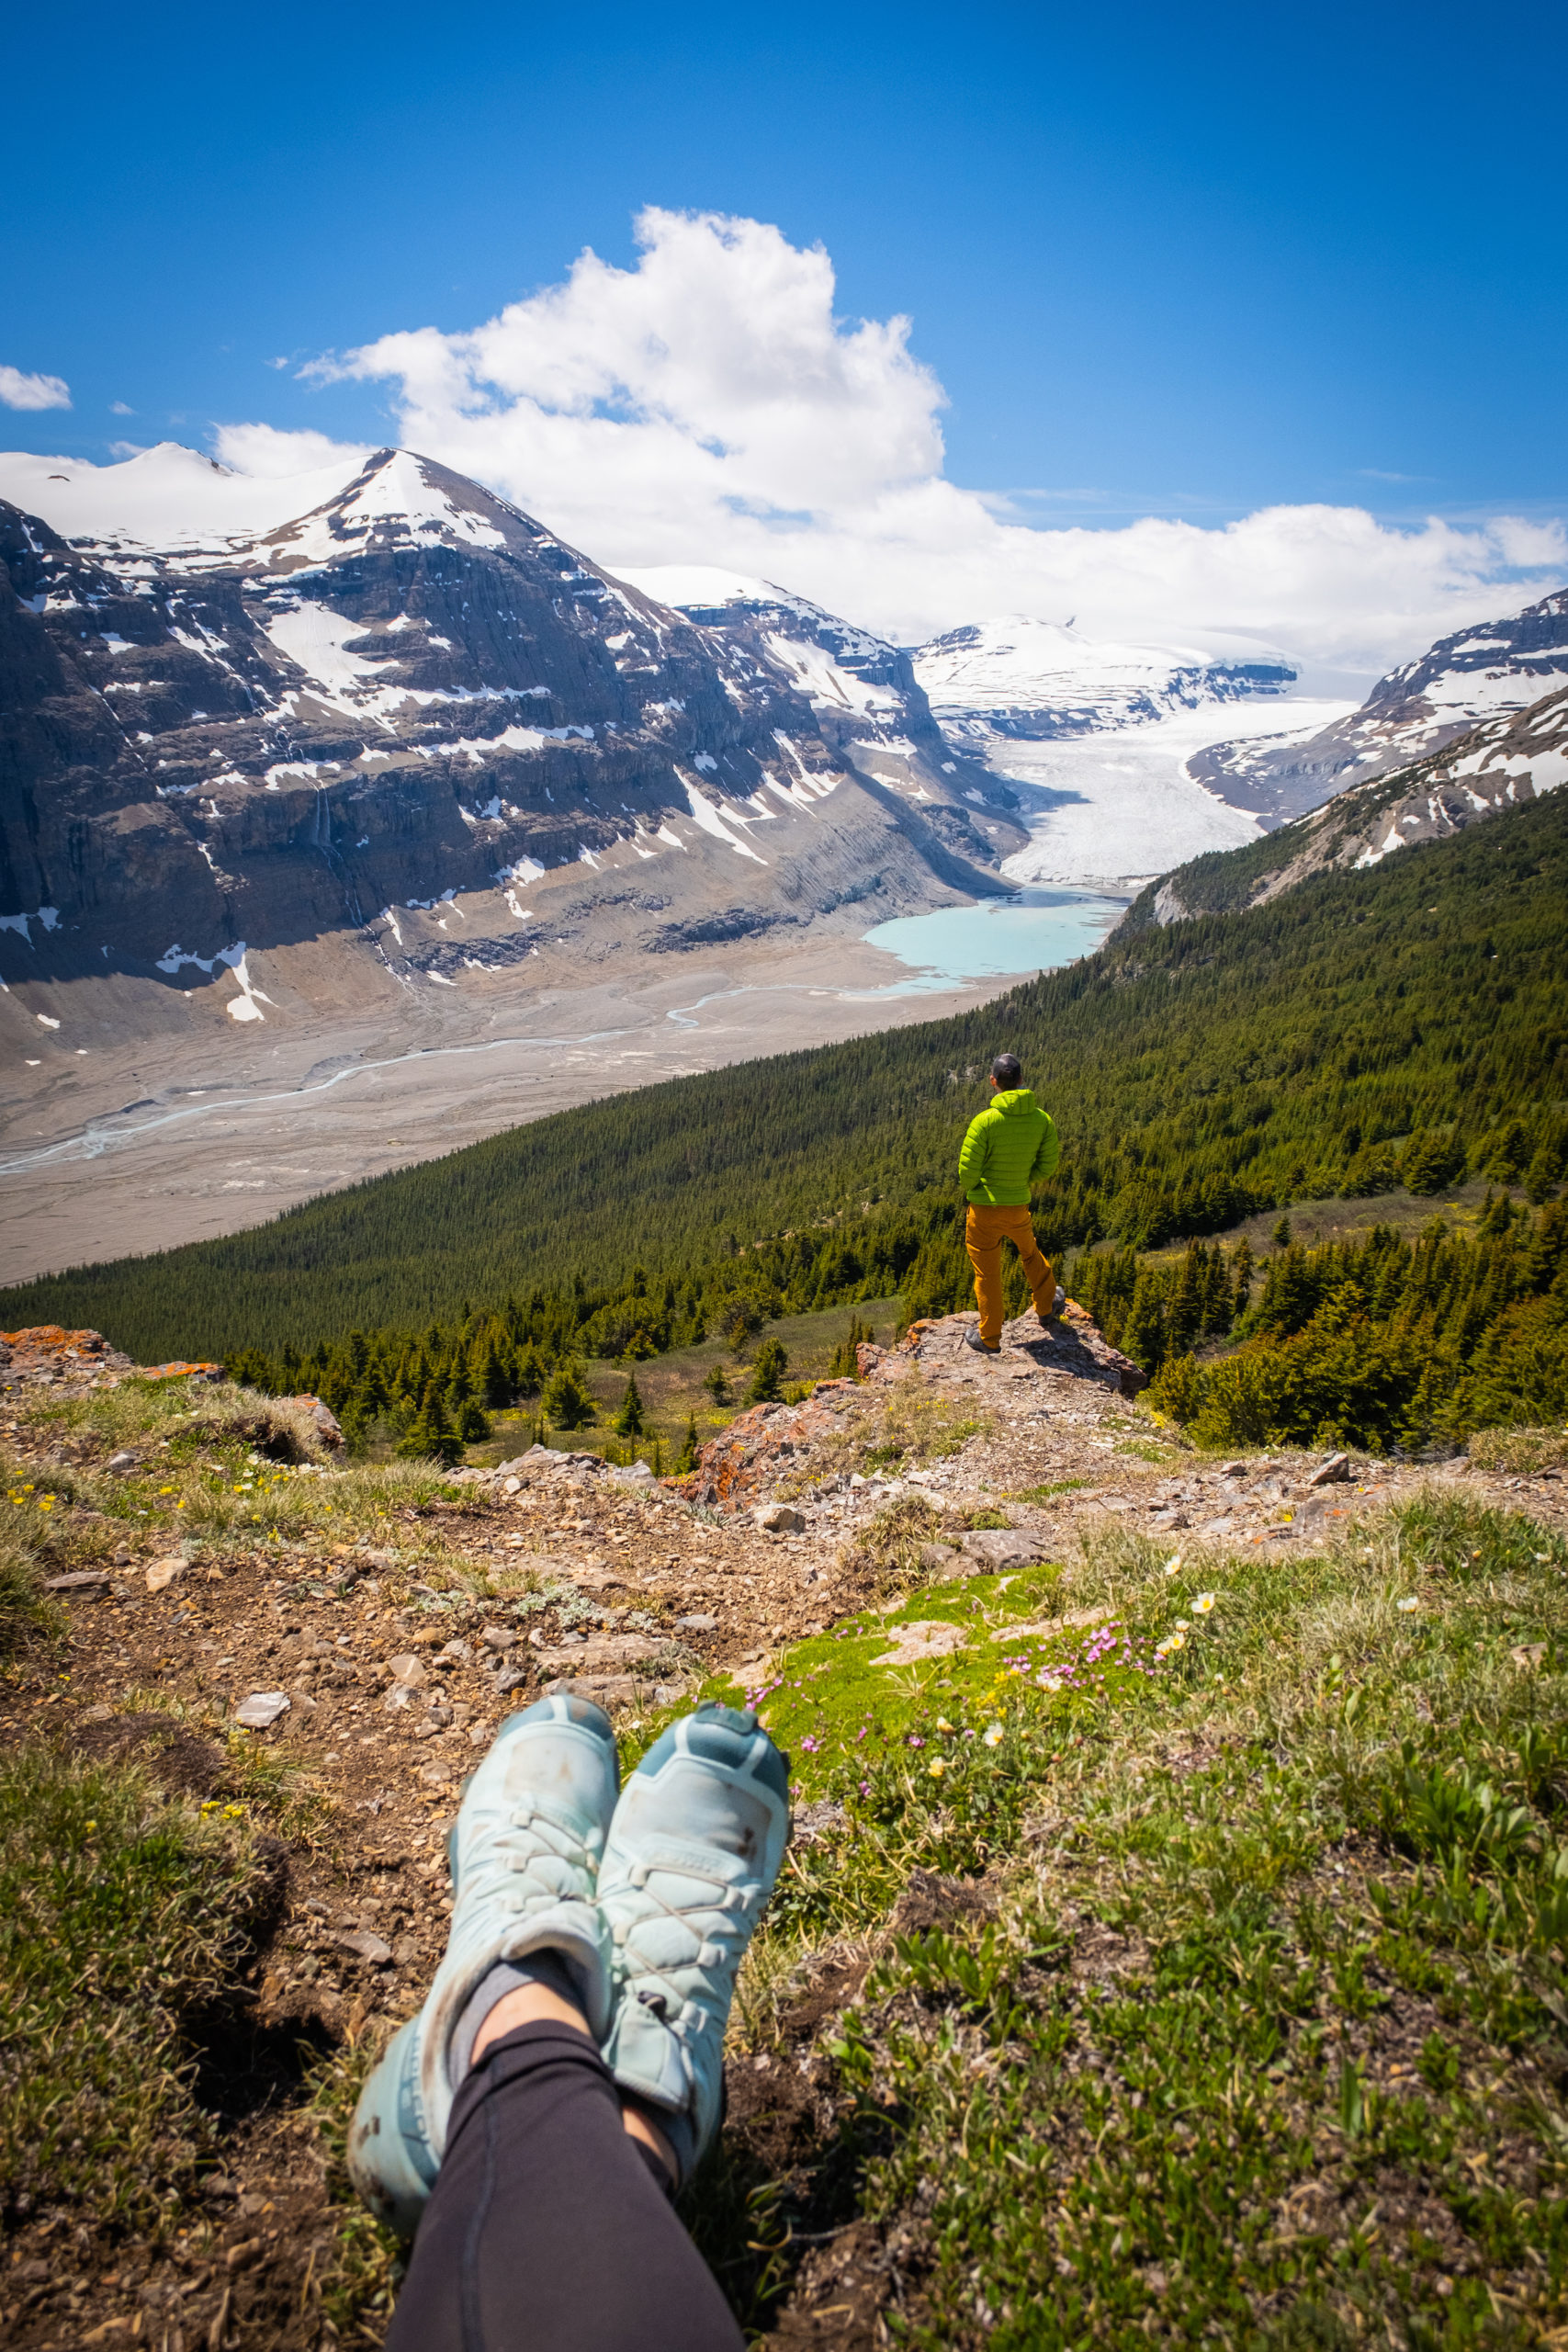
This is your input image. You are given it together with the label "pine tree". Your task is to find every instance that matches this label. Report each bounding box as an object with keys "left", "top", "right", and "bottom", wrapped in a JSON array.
[
  {"left": 1525, "top": 1146, "right": 1561, "bottom": 1204},
  {"left": 457, "top": 1396, "right": 491, "bottom": 1442},
  {"left": 398, "top": 1389, "right": 462, "bottom": 1464},
  {"left": 1168, "top": 1246, "right": 1205, "bottom": 1358},
  {"left": 1231, "top": 1238, "right": 1254, "bottom": 1320},
  {"left": 748, "top": 1338, "right": 788, "bottom": 1403},
  {"left": 542, "top": 1363, "right": 596, "bottom": 1430},
  {"left": 615, "top": 1374, "right": 646, "bottom": 1436},
  {"left": 703, "top": 1363, "right": 731, "bottom": 1405},
  {"left": 827, "top": 1312, "right": 869, "bottom": 1378},
  {"left": 677, "top": 1414, "right": 700, "bottom": 1474},
  {"left": 1122, "top": 1274, "right": 1168, "bottom": 1376},
  {"left": 1403, "top": 1128, "right": 1459, "bottom": 1196},
  {"left": 479, "top": 1337, "right": 513, "bottom": 1408},
  {"left": 339, "top": 1391, "right": 378, "bottom": 1456}
]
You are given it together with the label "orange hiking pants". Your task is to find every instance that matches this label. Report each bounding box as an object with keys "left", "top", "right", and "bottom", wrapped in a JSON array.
[{"left": 965, "top": 1204, "right": 1055, "bottom": 1349}]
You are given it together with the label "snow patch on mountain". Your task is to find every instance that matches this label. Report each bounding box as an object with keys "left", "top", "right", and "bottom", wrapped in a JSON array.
[
  {"left": 623, "top": 561, "right": 1018, "bottom": 871},
  {"left": 912, "top": 615, "right": 1297, "bottom": 742},
  {"left": 1190, "top": 588, "right": 1568, "bottom": 825},
  {"left": 0, "top": 441, "right": 366, "bottom": 552}
]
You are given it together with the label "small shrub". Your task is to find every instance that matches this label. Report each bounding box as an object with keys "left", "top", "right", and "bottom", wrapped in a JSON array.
[
  {"left": 0, "top": 1527, "right": 62, "bottom": 1656},
  {"left": 748, "top": 1340, "right": 789, "bottom": 1404},
  {"left": 1146, "top": 1350, "right": 1205, "bottom": 1425},
  {"left": 1467, "top": 1424, "right": 1568, "bottom": 1475}
]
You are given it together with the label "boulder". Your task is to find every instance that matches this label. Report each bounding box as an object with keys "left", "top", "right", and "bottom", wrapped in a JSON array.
[
  {"left": 233, "top": 1691, "right": 290, "bottom": 1730},
  {"left": 753, "top": 1502, "right": 807, "bottom": 1534},
  {"left": 959, "top": 1528, "right": 1050, "bottom": 1570},
  {"left": 918, "top": 1543, "right": 961, "bottom": 1575},
  {"left": 1305, "top": 1453, "right": 1352, "bottom": 1487},
  {"left": 286, "top": 1396, "right": 344, "bottom": 1449}
]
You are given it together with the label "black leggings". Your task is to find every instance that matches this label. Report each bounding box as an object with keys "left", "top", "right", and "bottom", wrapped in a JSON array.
[{"left": 385, "top": 2022, "right": 744, "bottom": 2352}]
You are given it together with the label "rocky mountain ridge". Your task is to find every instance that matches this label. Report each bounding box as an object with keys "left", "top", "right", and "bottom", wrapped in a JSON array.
[
  {"left": 619, "top": 564, "right": 1018, "bottom": 865},
  {"left": 1135, "top": 682, "right": 1568, "bottom": 927},
  {"left": 1189, "top": 588, "right": 1568, "bottom": 824},
  {"left": 0, "top": 448, "right": 1021, "bottom": 1004},
  {"left": 910, "top": 612, "right": 1297, "bottom": 744}
]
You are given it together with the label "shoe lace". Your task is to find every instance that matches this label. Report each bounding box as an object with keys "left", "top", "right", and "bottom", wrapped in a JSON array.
[
  {"left": 455, "top": 1796, "right": 598, "bottom": 1921},
  {"left": 609, "top": 1853, "right": 760, "bottom": 2004}
]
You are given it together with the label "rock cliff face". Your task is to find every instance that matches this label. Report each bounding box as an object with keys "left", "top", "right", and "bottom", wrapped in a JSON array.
[
  {"left": 1136, "top": 684, "right": 1568, "bottom": 927},
  {"left": 618, "top": 565, "right": 1023, "bottom": 874},
  {"left": 1189, "top": 590, "right": 1568, "bottom": 824},
  {"left": 911, "top": 613, "right": 1296, "bottom": 744},
  {"left": 0, "top": 449, "right": 1007, "bottom": 996}
]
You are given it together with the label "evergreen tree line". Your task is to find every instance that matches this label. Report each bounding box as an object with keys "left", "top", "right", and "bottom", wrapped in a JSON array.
[
  {"left": 2, "top": 786, "right": 1563, "bottom": 1371},
  {"left": 223, "top": 1255, "right": 858, "bottom": 1462},
  {"left": 1106, "top": 1193, "right": 1568, "bottom": 1452}
]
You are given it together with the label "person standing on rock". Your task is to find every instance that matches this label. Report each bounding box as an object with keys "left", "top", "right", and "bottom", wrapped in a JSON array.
[{"left": 958, "top": 1052, "right": 1063, "bottom": 1356}]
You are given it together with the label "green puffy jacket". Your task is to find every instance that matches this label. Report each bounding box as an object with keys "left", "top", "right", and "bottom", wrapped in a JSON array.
[{"left": 958, "top": 1089, "right": 1061, "bottom": 1205}]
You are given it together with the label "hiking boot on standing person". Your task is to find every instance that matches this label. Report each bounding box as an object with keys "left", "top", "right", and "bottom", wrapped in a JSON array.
[{"left": 958, "top": 1053, "right": 1063, "bottom": 1356}]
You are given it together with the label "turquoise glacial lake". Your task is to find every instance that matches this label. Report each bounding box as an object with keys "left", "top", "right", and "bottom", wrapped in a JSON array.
[{"left": 863, "top": 888, "right": 1127, "bottom": 982}]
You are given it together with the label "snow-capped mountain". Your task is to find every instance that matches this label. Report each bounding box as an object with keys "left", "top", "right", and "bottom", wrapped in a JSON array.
[
  {"left": 1141, "top": 684, "right": 1568, "bottom": 927},
  {"left": 619, "top": 565, "right": 1018, "bottom": 867},
  {"left": 0, "top": 447, "right": 1012, "bottom": 999},
  {"left": 1189, "top": 589, "right": 1568, "bottom": 824},
  {"left": 911, "top": 614, "right": 1297, "bottom": 744},
  {"left": 0, "top": 438, "right": 374, "bottom": 551}
]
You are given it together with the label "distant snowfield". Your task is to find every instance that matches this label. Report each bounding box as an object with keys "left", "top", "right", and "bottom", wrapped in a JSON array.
[
  {"left": 0, "top": 440, "right": 365, "bottom": 548},
  {"left": 995, "top": 697, "right": 1359, "bottom": 886}
]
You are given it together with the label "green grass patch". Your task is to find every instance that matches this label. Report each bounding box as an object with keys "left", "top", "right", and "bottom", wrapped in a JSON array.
[
  {"left": 697, "top": 1495, "right": 1568, "bottom": 2343},
  {"left": 0, "top": 1745, "right": 276, "bottom": 2225},
  {"left": 724, "top": 1559, "right": 1168, "bottom": 1801}
]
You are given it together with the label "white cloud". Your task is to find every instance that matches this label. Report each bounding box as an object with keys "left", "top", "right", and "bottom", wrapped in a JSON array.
[
  {"left": 0, "top": 364, "right": 72, "bottom": 412},
  {"left": 242, "top": 207, "right": 1563, "bottom": 672},
  {"left": 210, "top": 421, "right": 370, "bottom": 480},
  {"left": 109, "top": 401, "right": 135, "bottom": 416}
]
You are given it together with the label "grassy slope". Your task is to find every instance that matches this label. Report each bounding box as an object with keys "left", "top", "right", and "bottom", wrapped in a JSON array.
[
  {"left": 3, "top": 791, "right": 1565, "bottom": 1363},
  {"left": 694, "top": 1492, "right": 1568, "bottom": 2346}
]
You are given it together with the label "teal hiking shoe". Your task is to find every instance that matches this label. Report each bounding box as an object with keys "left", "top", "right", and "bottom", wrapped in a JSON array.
[
  {"left": 597, "top": 1702, "right": 790, "bottom": 2182},
  {"left": 347, "top": 1692, "right": 620, "bottom": 2236}
]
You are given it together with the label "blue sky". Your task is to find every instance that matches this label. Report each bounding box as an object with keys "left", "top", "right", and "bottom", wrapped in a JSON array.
[
  {"left": 6, "top": 0, "right": 1563, "bottom": 524},
  {"left": 3, "top": 2, "right": 1563, "bottom": 673}
]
